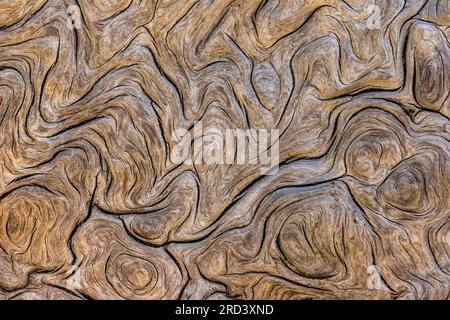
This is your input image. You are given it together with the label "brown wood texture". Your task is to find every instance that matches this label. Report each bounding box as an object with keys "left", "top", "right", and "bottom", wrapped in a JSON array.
[{"left": 0, "top": 0, "right": 449, "bottom": 300}]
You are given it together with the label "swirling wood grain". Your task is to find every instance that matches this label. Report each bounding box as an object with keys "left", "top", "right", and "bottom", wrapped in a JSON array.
[{"left": 0, "top": 0, "right": 449, "bottom": 300}]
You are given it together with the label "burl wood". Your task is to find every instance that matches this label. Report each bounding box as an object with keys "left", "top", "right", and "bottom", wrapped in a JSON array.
[{"left": 0, "top": 0, "right": 449, "bottom": 300}]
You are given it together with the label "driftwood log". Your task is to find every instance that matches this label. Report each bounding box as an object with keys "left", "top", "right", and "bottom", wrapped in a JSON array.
[{"left": 0, "top": 0, "right": 449, "bottom": 300}]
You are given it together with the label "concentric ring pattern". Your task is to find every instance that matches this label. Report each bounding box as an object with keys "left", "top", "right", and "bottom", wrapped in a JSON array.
[{"left": 0, "top": 0, "right": 449, "bottom": 300}]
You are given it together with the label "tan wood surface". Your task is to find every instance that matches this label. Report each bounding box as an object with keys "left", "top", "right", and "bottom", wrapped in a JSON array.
[{"left": 0, "top": 0, "right": 449, "bottom": 300}]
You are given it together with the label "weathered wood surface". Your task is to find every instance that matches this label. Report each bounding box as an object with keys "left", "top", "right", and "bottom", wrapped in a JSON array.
[{"left": 0, "top": 0, "right": 449, "bottom": 300}]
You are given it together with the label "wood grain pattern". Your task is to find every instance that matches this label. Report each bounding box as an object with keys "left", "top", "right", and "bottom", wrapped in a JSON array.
[{"left": 0, "top": 0, "right": 449, "bottom": 300}]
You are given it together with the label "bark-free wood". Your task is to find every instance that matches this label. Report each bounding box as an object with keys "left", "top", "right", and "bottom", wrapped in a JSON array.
[{"left": 0, "top": 0, "right": 449, "bottom": 300}]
